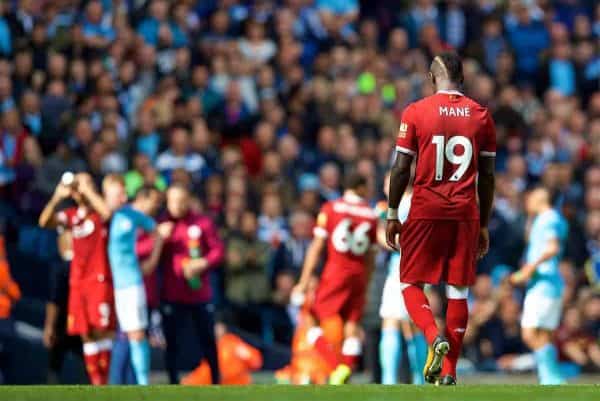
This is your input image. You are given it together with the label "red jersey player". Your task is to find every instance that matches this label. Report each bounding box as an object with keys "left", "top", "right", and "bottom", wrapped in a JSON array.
[
  {"left": 292, "top": 173, "right": 377, "bottom": 384},
  {"left": 386, "top": 52, "right": 496, "bottom": 385},
  {"left": 39, "top": 173, "right": 115, "bottom": 385}
]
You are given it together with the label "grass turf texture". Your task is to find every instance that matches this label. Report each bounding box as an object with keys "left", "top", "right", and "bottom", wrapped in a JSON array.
[{"left": 3, "top": 385, "right": 600, "bottom": 401}]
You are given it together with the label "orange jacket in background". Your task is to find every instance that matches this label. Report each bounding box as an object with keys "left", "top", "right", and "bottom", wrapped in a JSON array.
[
  {"left": 181, "top": 333, "right": 263, "bottom": 385},
  {"left": 0, "top": 236, "right": 21, "bottom": 318}
]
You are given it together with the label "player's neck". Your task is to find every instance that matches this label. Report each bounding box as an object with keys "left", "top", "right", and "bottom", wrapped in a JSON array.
[
  {"left": 435, "top": 82, "right": 462, "bottom": 94},
  {"left": 343, "top": 190, "right": 363, "bottom": 203},
  {"left": 537, "top": 205, "right": 552, "bottom": 214}
]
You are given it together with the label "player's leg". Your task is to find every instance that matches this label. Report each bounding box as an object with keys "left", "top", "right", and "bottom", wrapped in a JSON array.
[
  {"left": 402, "top": 320, "right": 427, "bottom": 385},
  {"left": 378, "top": 264, "right": 404, "bottom": 385},
  {"left": 399, "top": 220, "right": 444, "bottom": 345},
  {"left": 115, "top": 285, "right": 150, "bottom": 385},
  {"left": 439, "top": 284, "right": 469, "bottom": 384},
  {"left": 521, "top": 293, "right": 565, "bottom": 385},
  {"left": 69, "top": 286, "right": 104, "bottom": 385},
  {"left": 438, "top": 220, "right": 479, "bottom": 385},
  {"left": 87, "top": 285, "right": 116, "bottom": 384},
  {"left": 307, "top": 314, "right": 343, "bottom": 368},
  {"left": 309, "top": 277, "right": 347, "bottom": 370},
  {"left": 379, "top": 318, "right": 401, "bottom": 384}
]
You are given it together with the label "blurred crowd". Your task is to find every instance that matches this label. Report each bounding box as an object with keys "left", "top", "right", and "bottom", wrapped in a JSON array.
[{"left": 0, "top": 0, "right": 599, "bottom": 382}]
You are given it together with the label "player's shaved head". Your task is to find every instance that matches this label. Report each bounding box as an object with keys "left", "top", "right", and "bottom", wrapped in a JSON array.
[{"left": 429, "top": 52, "right": 464, "bottom": 90}]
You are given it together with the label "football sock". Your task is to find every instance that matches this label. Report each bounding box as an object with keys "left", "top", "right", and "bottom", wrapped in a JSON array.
[
  {"left": 402, "top": 285, "right": 438, "bottom": 344},
  {"left": 97, "top": 338, "right": 113, "bottom": 384},
  {"left": 534, "top": 344, "right": 565, "bottom": 385},
  {"left": 83, "top": 341, "right": 103, "bottom": 385},
  {"left": 407, "top": 333, "right": 427, "bottom": 384},
  {"left": 129, "top": 338, "right": 151, "bottom": 385},
  {"left": 307, "top": 327, "right": 340, "bottom": 368},
  {"left": 380, "top": 327, "right": 401, "bottom": 384},
  {"left": 441, "top": 298, "right": 468, "bottom": 377},
  {"left": 340, "top": 336, "right": 361, "bottom": 369}
]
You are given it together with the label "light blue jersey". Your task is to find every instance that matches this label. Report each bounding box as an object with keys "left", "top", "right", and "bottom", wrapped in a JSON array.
[
  {"left": 525, "top": 209, "right": 568, "bottom": 299},
  {"left": 387, "top": 194, "right": 412, "bottom": 277},
  {"left": 108, "top": 205, "right": 156, "bottom": 289}
]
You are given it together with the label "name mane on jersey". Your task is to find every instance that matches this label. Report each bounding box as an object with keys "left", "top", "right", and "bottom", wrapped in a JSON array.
[
  {"left": 439, "top": 106, "right": 470, "bottom": 117},
  {"left": 333, "top": 201, "right": 375, "bottom": 219},
  {"left": 72, "top": 219, "right": 96, "bottom": 239}
]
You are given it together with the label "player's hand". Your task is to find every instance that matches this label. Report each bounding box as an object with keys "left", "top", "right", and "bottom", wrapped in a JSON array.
[
  {"left": 509, "top": 267, "right": 529, "bottom": 285},
  {"left": 53, "top": 184, "right": 72, "bottom": 201},
  {"left": 385, "top": 220, "right": 402, "bottom": 251},
  {"left": 75, "top": 173, "right": 94, "bottom": 196},
  {"left": 157, "top": 222, "right": 174, "bottom": 239},
  {"left": 477, "top": 227, "right": 490, "bottom": 260},
  {"left": 291, "top": 283, "right": 307, "bottom": 305},
  {"left": 43, "top": 326, "right": 57, "bottom": 348}
]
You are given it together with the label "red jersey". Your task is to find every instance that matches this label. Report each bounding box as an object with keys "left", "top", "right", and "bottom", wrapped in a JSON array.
[
  {"left": 396, "top": 90, "right": 496, "bottom": 220},
  {"left": 57, "top": 207, "right": 112, "bottom": 285},
  {"left": 313, "top": 193, "right": 377, "bottom": 276}
]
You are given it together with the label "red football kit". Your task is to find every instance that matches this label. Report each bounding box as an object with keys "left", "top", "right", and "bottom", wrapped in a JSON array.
[
  {"left": 57, "top": 207, "right": 115, "bottom": 336},
  {"left": 311, "top": 193, "right": 377, "bottom": 322},
  {"left": 396, "top": 90, "right": 496, "bottom": 286}
]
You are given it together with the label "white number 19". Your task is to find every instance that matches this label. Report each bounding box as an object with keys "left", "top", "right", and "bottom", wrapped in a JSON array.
[{"left": 432, "top": 135, "right": 473, "bottom": 181}]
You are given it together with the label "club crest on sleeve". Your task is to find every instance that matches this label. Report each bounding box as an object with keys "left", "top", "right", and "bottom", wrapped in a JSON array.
[{"left": 399, "top": 122, "right": 408, "bottom": 138}]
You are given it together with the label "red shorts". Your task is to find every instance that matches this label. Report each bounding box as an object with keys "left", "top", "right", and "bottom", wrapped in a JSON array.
[
  {"left": 400, "top": 219, "right": 479, "bottom": 286},
  {"left": 67, "top": 279, "right": 115, "bottom": 336},
  {"left": 312, "top": 271, "right": 367, "bottom": 323}
]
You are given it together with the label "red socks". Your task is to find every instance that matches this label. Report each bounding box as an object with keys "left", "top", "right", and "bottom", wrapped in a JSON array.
[
  {"left": 340, "top": 337, "right": 361, "bottom": 369},
  {"left": 402, "top": 285, "right": 439, "bottom": 344},
  {"left": 314, "top": 335, "right": 341, "bottom": 368},
  {"left": 83, "top": 345, "right": 103, "bottom": 385},
  {"left": 441, "top": 298, "right": 468, "bottom": 377},
  {"left": 97, "top": 339, "right": 113, "bottom": 384},
  {"left": 83, "top": 339, "right": 113, "bottom": 385},
  {"left": 308, "top": 328, "right": 362, "bottom": 370}
]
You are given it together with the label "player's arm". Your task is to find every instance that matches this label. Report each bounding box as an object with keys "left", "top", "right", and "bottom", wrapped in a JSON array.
[
  {"left": 140, "top": 231, "right": 164, "bottom": 275},
  {"left": 39, "top": 184, "right": 72, "bottom": 228},
  {"left": 477, "top": 155, "right": 495, "bottom": 259},
  {"left": 293, "top": 236, "right": 326, "bottom": 295},
  {"left": 510, "top": 237, "right": 560, "bottom": 285},
  {"left": 140, "top": 222, "right": 172, "bottom": 275},
  {"left": 386, "top": 152, "right": 413, "bottom": 250},
  {"left": 477, "top": 110, "right": 497, "bottom": 259},
  {"left": 77, "top": 173, "right": 111, "bottom": 221}
]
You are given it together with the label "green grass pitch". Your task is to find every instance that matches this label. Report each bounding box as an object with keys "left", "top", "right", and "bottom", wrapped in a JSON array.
[{"left": 3, "top": 385, "right": 600, "bottom": 401}]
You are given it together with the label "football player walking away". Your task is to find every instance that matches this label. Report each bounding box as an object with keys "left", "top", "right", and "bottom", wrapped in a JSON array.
[{"left": 386, "top": 52, "right": 496, "bottom": 385}]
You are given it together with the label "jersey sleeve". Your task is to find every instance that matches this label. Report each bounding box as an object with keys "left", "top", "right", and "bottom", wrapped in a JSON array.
[
  {"left": 541, "top": 215, "right": 561, "bottom": 243},
  {"left": 395, "top": 104, "right": 417, "bottom": 156},
  {"left": 313, "top": 203, "right": 331, "bottom": 239},
  {"left": 479, "top": 110, "right": 497, "bottom": 157},
  {"left": 56, "top": 207, "right": 75, "bottom": 229},
  {"left": 137, "top": 211, "right": 156, "bottom": 232}
]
